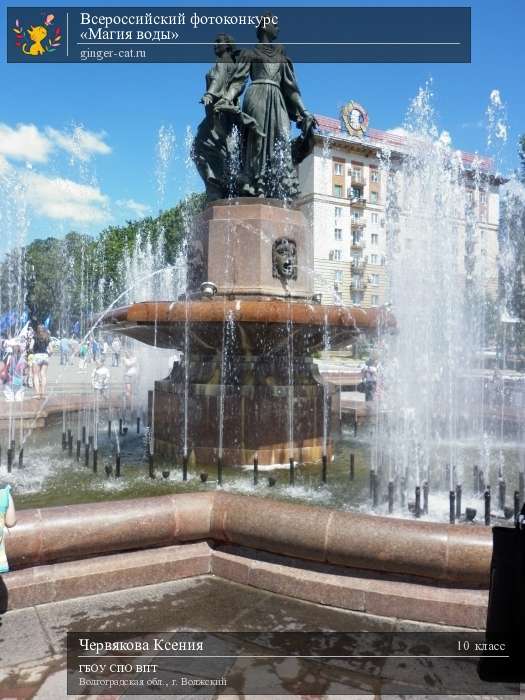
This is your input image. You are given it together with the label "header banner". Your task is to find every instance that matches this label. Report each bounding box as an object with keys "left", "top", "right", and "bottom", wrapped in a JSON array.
[{"left": 7, "top": 6, "right": 471, "bottom": 63}]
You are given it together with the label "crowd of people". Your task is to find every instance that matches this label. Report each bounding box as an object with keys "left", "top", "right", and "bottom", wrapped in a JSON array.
[{"left": 0, "top": 326, "right": 138, "bottom": 404}]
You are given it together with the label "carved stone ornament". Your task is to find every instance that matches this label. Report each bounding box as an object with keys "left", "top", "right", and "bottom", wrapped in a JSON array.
[{"left": 272, "top": 238, "right": 298, "bottom": 280}]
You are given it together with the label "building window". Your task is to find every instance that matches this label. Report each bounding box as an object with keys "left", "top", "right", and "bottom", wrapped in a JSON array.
[
  {"left": 370, "top": 169, "right": 379, "bottom": 183},
  {"left": 371, "top": 213, "right": 378, "bottom": 224},
  {"left": 329, "top": 249, "right": 342, "bottom": 261},
  {"left": 333, "top": 184, "right": 343, "bottom": 197},
  {"left": 371, "top": 234, "right": 379, "bottom": 245},
  {"left": 370, "top": 191, "right": 379, "bottom": 204},
  {"left": 351, "top": 211, "right": 362, "bottom": 223},
  {"left": 370, "top": 273, "right": 379, "bottom": 286},
  {"left": 351, "top": 291, "right": 364, "bottom": 304},
  {"left": 351, "top": 186, "right": 363, "bottom": 200},
  {"left": 335, "top": 270, "right": 343, "bottom": 282},
  {"left": 334, "top": 206, "right": 342, "bottom": 218},
  {"left": 370, "top": 254, "right": 378, "bottom": 264},
  {"left": 334, "top": 228, "right": 342, "bottom": 241},
  {"left": 334, "top": 162, "right": 343, "bottom": 175},
  {"left": 371, "top": 294, "right": 379, "bottom": 305}
]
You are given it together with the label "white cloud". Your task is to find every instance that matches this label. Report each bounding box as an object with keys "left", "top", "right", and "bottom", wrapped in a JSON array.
[
  {"left": 47, "top": 125, "right": 111, "bottom": 161},
  {"left": 116, "top": 198, "right": 150, "bottom": 219},
  {"left": 24, "top": 171, "right": 110, "bottom": 224},
  {"left": 0, "top": 123, "right": 52, "bottom": 163}
]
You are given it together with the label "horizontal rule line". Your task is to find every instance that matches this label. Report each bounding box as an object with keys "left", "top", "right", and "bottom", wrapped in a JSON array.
[
  {"left": 79, "top": 654, "right": 509, "bottom": 659},
  {"left": 75, "top": 42, "right": 462, "bottom": 46}
]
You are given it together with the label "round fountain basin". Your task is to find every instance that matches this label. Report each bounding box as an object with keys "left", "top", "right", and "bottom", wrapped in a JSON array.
[{"left": 101, "top": 298, "right": 395, "bottom": 352}]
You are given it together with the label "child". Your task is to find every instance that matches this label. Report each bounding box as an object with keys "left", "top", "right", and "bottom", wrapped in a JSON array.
[
  {"left": 91, "top": 358, "right": 110, "bottom": 399},
  {"left": 0, "top": 484, "right": 16, "bottom": 573}
]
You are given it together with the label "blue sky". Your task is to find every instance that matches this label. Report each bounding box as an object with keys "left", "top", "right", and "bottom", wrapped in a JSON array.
[{"left": 1, "top": 0, "right": 524, "bottom": 243}]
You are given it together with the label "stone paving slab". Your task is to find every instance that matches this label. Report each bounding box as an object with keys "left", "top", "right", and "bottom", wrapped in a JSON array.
[{"left": 0, "top": 575, "right": 515, "bottom": 700}]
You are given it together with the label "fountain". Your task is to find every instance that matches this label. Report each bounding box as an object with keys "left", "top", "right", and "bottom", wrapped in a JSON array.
[
  {"left": 103, "top": 40, "right": 392, "bottom": 463},
  {"left": 101, "top": 24, "right": 393, "bottom": 467}
]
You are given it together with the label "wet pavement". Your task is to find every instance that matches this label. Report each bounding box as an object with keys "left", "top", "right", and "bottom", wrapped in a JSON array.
[{"left": 0, "top": 575, "right": 516, "bottom": 699}]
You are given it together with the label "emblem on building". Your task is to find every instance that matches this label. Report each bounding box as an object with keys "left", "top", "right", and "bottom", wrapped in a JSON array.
[{"left": 341, "top": 101, "right": 369, "bottom": 137}]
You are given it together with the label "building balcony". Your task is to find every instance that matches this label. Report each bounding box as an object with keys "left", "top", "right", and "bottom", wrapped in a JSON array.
[
  {"left": 350, "top": 171, "right": 365, "bottom": 185},
  {"left": 351, "top": 219, "right": 366, "bottom": 230},
  {"left": 351, "top": 278, "right": 367, "bottom": 291},
  {"left": 350, "top": 196, "right": 367, "bottom": 208},
  {"left": 351, "top": 238, "right": 366, "bottom": 250},
  {"left": 351, "top": 258, "right": 366, "bottom": 272}
]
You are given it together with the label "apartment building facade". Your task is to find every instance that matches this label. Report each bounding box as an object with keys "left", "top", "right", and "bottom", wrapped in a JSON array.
[{"left": 297, "top": 107, "right": 500, "bottom": 308}]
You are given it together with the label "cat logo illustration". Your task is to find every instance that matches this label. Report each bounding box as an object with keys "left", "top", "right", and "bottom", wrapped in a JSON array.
[{"left": 12, "top": 14, "right": 61, "bottom": 56}]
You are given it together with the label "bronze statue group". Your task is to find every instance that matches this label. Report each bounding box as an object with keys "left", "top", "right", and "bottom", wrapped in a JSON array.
[{"left": 192, "top": 14, "right": 317, "bottom": 202}]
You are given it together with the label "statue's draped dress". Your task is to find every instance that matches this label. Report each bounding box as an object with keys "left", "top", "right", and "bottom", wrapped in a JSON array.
[{"left": 229, "top": 44, "right": 303, "bottom": 199}]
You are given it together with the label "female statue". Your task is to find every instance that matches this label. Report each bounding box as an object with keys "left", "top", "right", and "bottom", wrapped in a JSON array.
[{"left": 220, "top": 14, "right": 317, "bottom": 200}]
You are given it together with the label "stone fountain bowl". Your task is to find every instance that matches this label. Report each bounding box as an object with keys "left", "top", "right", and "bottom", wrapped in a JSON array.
[{"left": 100, "top": 298, "right": 395, "bottom": 354}]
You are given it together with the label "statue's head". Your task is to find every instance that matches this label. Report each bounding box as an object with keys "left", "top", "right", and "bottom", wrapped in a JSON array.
[
  {"left": 272, "top": 238, "right": 297, "bottom": 281},
  {"left": 256, "top": 13, "right": 279, "bottom": 42},
  {"left": 214, "top": 33, "right": 235, "bottom": 57}
]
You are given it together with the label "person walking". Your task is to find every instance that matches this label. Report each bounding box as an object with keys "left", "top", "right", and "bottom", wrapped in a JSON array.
[
  {"left": 31, "top": 325, "right": 51, "bottom": 399},
  {"left": 59, "top": 336, "right": 70, "bottom": 366},
  {"left": 111, "top": 337, "right": 121, "bottom": 367},
  {"left": 122, "top": 351, "right": 139, "bottom": 411}
]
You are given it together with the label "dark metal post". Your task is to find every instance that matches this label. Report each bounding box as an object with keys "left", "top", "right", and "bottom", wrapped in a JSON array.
[
  {"left": 108, "top": 420, "right": 112, "bottom": 438},
  {"left": 253, "top": 454, "right": 258, "bottom": 486},
  {"left": 369, "top": 468, "right": 375, "bottom": 498},
  {"left": 289, "top": 457, "right": 295, "bottom": 486},
  {"left": 217, "top": 456, "right": 223, "bottom": 486},
  {"left": 349, "top": 453, "right": 355, "bottom": 480},
  {"left": 484, "top": 489, "right": 491, "bottom": 526},
  {"left": 119, "top": 418, "right": 123, "bottom": 436},
  {"left": 514, "top": 490, "right": 520, "bottom": 526},
  {"left": 455, "top": 483, "right": 462, "bottom": 519},
  {"left": 372, "top": 471, "right": 378, "bottom": 507},
  {"left": 353, "top": 409, "right": 358, "bottom": 436},
  {"left": 115, "top": 453, "right": 121, "bottom": 477},
  {"left": 93, "top": 449, "right": 98, "bottom": 473},
  {"left": 62, "top": 431, "right": 67, "bottom": 450},
  {"left": 449, "top": 490, "right": 456, "bottom": 524},
  {"left": 321, "top": 454, "right": 327, "bottom": 483},
  {"left": 84, "top": 443, "right": 90, "bottom": 467},
  {"left": 7, "top": 448, "right": 12, "bottom": 473},
  {"left": 388, "top": 480, "right": 394, "bottom": 514},
  {"left": 423, "top": 480, "right": 429, "bottom": 514},
  {"left": 68, "top": 430, "right": 73, "bottom": 457},
  {"left": 76, "top": 439, "right": 81, "bottom": 461},
  {"left": 137, "top": 416, "right": 141, "bottom": 434},
  {"left": 415, "top": 486, "right": 421, "bottom": 518},
  {"left": 400, "top": 475, "right": 406, "bottom": 508},
  {"left": 519, "top": 471, "right": 525, "bottom": 502},
  {"left": 182, "top": 453, "right": 188, "bottom": 481},
  {"left": 82, "top": 426, "right": 86, "bottom": 444},
  {"left": 498, "top": 478, "right": 506, "bottom": 511},
  {"left": 148, "top": 453, "right": 155, "bottom": 479},
  {"left": 18, "top": 448, "right": 23, "bottom": 468},
  {"left": 478, "top": 469, "right": 485, "bottom": 493}
]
